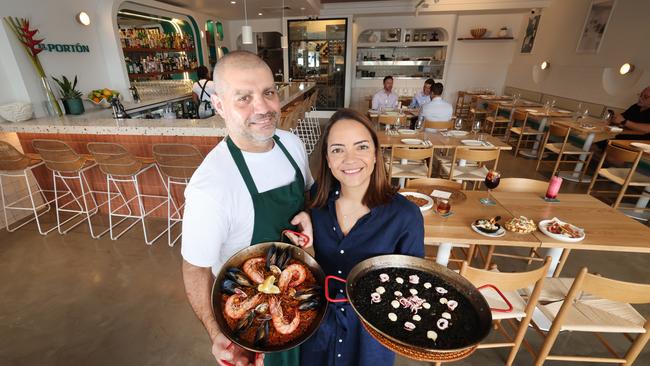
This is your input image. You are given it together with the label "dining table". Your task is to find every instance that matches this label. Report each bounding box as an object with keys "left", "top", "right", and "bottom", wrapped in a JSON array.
[
  {"left": 550, "top": 116, "right": 619, "bottom": 182},
  {"left": 377, "top": 129, "right": 512, "bottom": 150},
  {"left": 508, "top": 106, "right": 574, "bottom": 158},
  {"left": 489, "top": 191, "right": 650, "bottom": 277}
]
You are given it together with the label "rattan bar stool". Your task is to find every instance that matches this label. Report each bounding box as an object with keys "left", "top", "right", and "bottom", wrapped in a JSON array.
[
  {"left": 87, "top": 142, "right": 169, "bottom": 245},
  {"left": 0, "top": 141, "right": 56, "bottom": 234},
  {"left": 31, "top": 139, "right": 112, "bottom": 237},
  {"left": 152, "top": 143, "right": 203, "bottom": 247}
]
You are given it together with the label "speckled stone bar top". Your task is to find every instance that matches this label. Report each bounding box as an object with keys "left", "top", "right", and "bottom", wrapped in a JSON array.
[{"left": 0, "top": 82, "right": 315, "bottom": 137}]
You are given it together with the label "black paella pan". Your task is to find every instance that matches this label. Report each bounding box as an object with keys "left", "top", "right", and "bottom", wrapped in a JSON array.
[
  {"left": 326, "top": 255, "right": 502, "bottom": 362},
  {"left": 211, "top": 232, "right": 328, "bottom": 354}
]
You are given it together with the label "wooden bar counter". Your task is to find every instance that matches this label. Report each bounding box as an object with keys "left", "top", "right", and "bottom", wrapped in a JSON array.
[{"left": 0, "top": 82, "right": 315, "bottom": 219}]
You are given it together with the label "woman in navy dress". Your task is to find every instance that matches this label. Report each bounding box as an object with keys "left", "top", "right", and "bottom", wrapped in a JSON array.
[{"left": 300, "top": 108, "right": 425, "bottom": 366}]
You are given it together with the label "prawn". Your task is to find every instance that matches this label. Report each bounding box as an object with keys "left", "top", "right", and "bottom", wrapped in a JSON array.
[
  {"left": 269, "top": 296, "right": 300, "bottom": 335},
  {"left": 242, "top": 257, "right": 266, "bottom": 284},
  {"left": 278, "top": 263, "right": 307, "bottom": 291},
  {"left": 224, "top": 293, "right": 263, "bottom": 320}
]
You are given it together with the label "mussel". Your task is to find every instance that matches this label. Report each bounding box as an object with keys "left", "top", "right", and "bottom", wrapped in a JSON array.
[
  {"left": 265, "top": 245, "right": 279, "bottom": 270},
  {"left": 222, "top": 279, "right": 243, "bottom": 295},
  {"left": 254, "top": 302, "right": 269, "bottom": 315},
  {"left": 276, "top": 247, "right": 292, "bottom": 269},
  {"left": 254, "top": 319, "right": 270, "bottom": 347},
  {"left": 294, "top": 286, "right": 322, "bottom": 301},
  {"left": 226, "top": 267, "right": 254, "bottom": 287},
  {"left": 266, "top": 245, "right": 292, "bottom": 270},
  {"left": 234, "top": 310, "right": 255, "bottom": 335},
  {"left": 298, "top": 297, "right": 320, "bottom": 311}
]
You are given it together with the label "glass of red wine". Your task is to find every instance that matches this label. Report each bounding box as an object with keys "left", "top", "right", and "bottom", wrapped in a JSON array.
[{"left": 480, "top": 170, "right": 501, "bottom": 206}]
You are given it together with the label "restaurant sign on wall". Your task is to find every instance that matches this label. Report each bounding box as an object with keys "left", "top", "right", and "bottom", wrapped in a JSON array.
[{"left": 36, "top": 43, "right": 90, "bottom": 53}]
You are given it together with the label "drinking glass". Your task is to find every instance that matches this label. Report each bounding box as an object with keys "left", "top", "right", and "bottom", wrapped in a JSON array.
[
  {"left": 472, "top": 120, "right": 481, "bottom": 135},
  {"left": 582, "top": 108, "right": 589, "bottom": 120},
  {"left": 543, "top": 100, "right": 551, "bottom": 114},
  {"left": 454, "top": 118, "right": 463, "bottom": 131},
  {"left": 436, "top": 198, "right": 451, "bottom": 215},
  {"left": 394, "top": 116, "right": 402, "bottom": 131},
  {"left": 574, "top": 103, "right": 583, "bottom": 120},
  {"left": 480, "top": 170, "right": 501, "bottom": 206}
]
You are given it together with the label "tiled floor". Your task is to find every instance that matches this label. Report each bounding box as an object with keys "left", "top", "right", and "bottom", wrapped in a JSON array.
[{"left": 1, "top": 131, "right": 649, "bottom": 366}]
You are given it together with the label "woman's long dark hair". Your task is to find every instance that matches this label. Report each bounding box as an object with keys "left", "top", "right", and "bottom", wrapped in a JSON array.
[{"left": 310, "top": 108, "right": 395, "bottom": 209}]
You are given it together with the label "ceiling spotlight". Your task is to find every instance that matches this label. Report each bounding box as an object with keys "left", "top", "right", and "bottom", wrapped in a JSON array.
[
  {"left": 75, "top": 11, "right": 91, "bottom": 26},
  {"left": 230, "top": 1, "right": 236, "bottom": 4},
  {"left": 619, "top": 63, "right": 634, "bottom": 75},
  {"left": 258, "top": 12, "right": 263, "bottom": 16},
  {"left": 540, "top": 61, "right": 550, "bottom": 70}
]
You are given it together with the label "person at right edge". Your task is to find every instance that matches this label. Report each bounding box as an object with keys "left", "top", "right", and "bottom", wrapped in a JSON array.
[
  {"left": 608, "top": 86, "right": 650, "bottom": 141},
  {"left": 300, "top": 108, "right": 425, "bottom": 366}
]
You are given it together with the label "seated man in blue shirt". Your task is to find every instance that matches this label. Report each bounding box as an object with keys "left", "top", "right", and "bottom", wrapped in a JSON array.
[
  {"left": 409, "top": 78, "right": 434, "bottom": 109},
  {"left": 371, "top": 76, "right": 398, "bottom": 111},
  {"left": 420, "top": 82, "right": 453, "bottom": 123}
]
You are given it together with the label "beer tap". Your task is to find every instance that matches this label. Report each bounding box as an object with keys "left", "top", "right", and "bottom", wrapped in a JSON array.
[{"left": 110, "top": 97, "right": 130, "bottom": 119}]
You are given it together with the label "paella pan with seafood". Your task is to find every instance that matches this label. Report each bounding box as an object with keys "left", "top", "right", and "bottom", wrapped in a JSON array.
[{"left": 212, "top": 241, "right": 327, "bottom": 353}]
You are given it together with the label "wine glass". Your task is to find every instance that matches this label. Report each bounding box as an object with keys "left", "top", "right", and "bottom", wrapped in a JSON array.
[
  {"left": 454, "top": 118, "right": 463, "bottom": 131},
  {"left": 472, "top": 120, "right": 481, "bottom": 135},
  {"left": 480, "top": 170, "right": 501, "bottom": 206},
  {"left": 581, "top": 108, "right": 589, "bottom": 120},
  {"left": 394, "top": 116, "right": 401, "bottom": 132},
  {"left": 543, "top": 100, "right": 551, "bottom": 114}
]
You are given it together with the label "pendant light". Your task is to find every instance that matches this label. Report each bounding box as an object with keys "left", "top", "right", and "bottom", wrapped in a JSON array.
[
  {"left": 280, "top": 0, "right": 288, "bottom": 48},
  {"left": 242, "top": 0, "right": 253, "bottom": 44}
]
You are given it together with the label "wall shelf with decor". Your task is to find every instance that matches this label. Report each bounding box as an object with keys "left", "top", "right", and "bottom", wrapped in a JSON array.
[{"left": 457, "top": 37, "right": 515, "bottom": 41}]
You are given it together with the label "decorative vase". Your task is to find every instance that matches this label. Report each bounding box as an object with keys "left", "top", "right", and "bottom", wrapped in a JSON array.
[
  {"left": 63, "top": 98, "right": 85, "bottom": 115},
  {"left": 39, "top": 76, "right": 63, "bottom": 117}
]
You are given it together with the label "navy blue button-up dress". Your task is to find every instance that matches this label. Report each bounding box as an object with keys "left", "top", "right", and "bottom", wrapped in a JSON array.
[{"left": 300, "top": 190, "right": 425, "bottom": 366}]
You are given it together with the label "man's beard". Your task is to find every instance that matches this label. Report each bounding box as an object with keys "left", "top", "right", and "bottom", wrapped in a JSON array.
[{"left": 242, "top": 111, "right": 278, "bottom": 142}]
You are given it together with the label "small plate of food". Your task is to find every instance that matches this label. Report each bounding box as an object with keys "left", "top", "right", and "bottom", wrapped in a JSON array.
[
  {"left": 400, "top": 192, "right": 434, "bottom": 211},
  {"left": 471, "top": 216, "right": 505, "bottom": 237},
  {"left": 538, "top": 218, "right": 585, "bottom": 242},
  {"left": 504, "top": 216, "right": 536, "bottom": 234}
]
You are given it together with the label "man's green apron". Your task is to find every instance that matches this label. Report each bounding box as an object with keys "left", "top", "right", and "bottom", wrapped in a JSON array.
[{"left": 227, "top": 135, "right": 304, "bottom": 366}]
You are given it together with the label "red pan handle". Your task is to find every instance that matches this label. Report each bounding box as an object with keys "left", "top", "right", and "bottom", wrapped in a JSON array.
[
  {"left": 325, "top": 275, "right": 349, "bottom": 303},
  {"left": 478, "top": 284, "right": 513, "bottom": 313},
  {"left": 281, "top": 229, "right": 310, "bottom": 247}
]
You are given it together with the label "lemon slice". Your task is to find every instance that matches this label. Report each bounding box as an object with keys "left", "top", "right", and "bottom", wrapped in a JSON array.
[{"left": 258, "top": 275, "right": 280, "bottom": 294}]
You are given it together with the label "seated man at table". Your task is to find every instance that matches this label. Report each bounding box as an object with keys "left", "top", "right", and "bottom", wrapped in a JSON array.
[
  {"left": 409, "top": 78, "right": 434, "bottom": 109},
  {"left": 371, "top": 76, "right": 398, "bottom": 111},
  {"left": 420, "top": 82, "right": 453, "bottom": 123},
  {"left": 609, "top": 86, "right": 650, "bottom": 141}
]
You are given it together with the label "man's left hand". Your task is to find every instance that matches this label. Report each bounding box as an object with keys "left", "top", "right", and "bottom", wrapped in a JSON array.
[{"left": 289, "top": 211, "right": 313, "bottom": 248}]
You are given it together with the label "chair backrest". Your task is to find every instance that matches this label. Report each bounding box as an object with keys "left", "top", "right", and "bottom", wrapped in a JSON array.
[
  {"left": 0, "top": 141, "right": 30, "bottom": 171},
  {"left": 578, "top": 268, "right": 650, "bottom": 304},
  {"left": 378, "top": 114, "right": 404, "bottom": 126},
  {"left": 424, "top": 120, "right": 453, "bottom": 130},
  {"left": 603, "top": 142, "right": 643, "bottom": 164},
  {"left": 87, "top": 142, "right": 142, "bottom": 177},
  {"left": 486, "top": 101, "right": 499, "bottom": 114},
  {"left": 32, "top": 139, "right": 85, "bottom": 173},
  {"left": 512, "top": 110, "right": 529, "bottom": 127},
  {"left": 449, "top": 147, "right": 500, "bottom": 179},
  {"left": 494, "top": 178, "right": 548, "bottom": 193},
  {"left": 548, "top": 123, "right": 571, "bottom": 139},
  {"left": 388, "top": 146, "right": 433, "bottom": 179},
  {"left": 405, "top": 177, "right": 462, "bottom": 191},
  {"left": 460, "top": 258, "right": 550, "bottom": 293},
  {"left": 152, "top": 143, "right": 204, "bottom": 180}
]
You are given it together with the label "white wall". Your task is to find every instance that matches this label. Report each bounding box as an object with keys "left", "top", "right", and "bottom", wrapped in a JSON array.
[
  {"left": 350, "top": 11, "right": 526, "bottom": 110},
  {"left": 505, "top": 0, "right": 650, "bottom": 108},
  {"left": 0, "top": 0, "right": 220, "bottom": 117}
]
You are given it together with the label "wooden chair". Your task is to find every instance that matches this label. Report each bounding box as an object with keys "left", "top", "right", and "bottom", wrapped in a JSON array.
[
  {"left": 534, "top": 267, "right": 650, "bottom": 365},
  {"left": 506, "top": 110, "right": 544, "bottom": 157},
  {"left": 484, "top": 102, "right": 510, "bottom": 137},
  {"left": 386, "top": 146, "right": 434, "bottom": 184},
  {"left": 424, "top": 120, "right": 453, "bottom": 130},
  {"left": 405, "top": 177, "right": 461, "bottom": 191},
  {"left": 468, "top": 96, "right": 488, "bottom": 127},
  {"left": 587, "top": 141, "right": 650, "bottom": 213},
  {"left": 378, "top": 114, "right": 407, "bottom": 128},
  {"left": 536, "top": 123, "right": 592, "bottom": 180},
  {"left": 454, "top": 91, "right": 469, "bottom": 119},
  {"left": 441, "top": 147, "right": 500, "bottom": 190},
  {"left": 460, "top": 258, "right": 551, "bottom": 366}
]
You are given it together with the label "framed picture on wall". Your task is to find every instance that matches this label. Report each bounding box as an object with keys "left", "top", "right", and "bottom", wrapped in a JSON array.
[
  {"left": 521, "top": 12, "right": 541, "bottom": 53},
  {"left": 576, "top": 0, "right": 616, "bottom": 53}
]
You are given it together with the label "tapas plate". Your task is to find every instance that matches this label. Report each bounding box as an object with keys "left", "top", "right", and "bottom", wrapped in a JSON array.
[
  {"left": 399, "top": 192, "right": 433, "bottom": 212},
  {"left": 471, "top": 223, "right": 505, "bottom": 237},
  {"left": 538, "top": 218, "right": 585, "bottom": 243},
  {"left": 461, "top": 139, "right": 483, "bottom": 146},
  {"left": 398, "top": 129, "right": 417, "bottom": 135},
  {"left": 401, "top": 138, "right": 424, "bottom": 145}
]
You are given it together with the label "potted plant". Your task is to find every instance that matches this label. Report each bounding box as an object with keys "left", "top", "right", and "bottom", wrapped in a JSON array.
[{"left": 52, "top": 75, "right": 85, "bottom": 115}]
